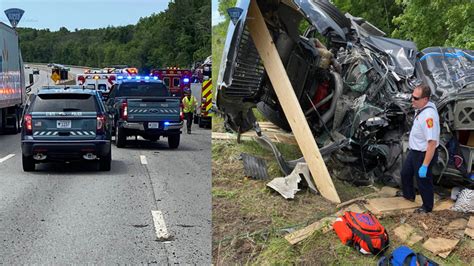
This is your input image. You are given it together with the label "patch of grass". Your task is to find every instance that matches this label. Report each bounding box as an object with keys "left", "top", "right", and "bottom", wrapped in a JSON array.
[
  {"left": 212, "top": 115, "right": 226, "bottom": 132},
  {"left": 212, "top": 188, "right": 237, "bottom": 199},
  {"left": 255, "top": 238, "right": 298, "bottom": 265},
  {"left": 253, "top": 108, "right": 266, "bottom": 122}
]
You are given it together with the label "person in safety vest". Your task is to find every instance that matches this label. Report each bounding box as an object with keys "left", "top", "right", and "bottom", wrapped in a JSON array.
[{"left": 182, "top": 87, "right": 197, "bottom": 134}]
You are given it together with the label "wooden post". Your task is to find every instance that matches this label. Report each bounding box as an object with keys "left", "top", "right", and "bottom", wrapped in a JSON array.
[{"left": 247, "top": 0, "right": 340, "bottom": 203}]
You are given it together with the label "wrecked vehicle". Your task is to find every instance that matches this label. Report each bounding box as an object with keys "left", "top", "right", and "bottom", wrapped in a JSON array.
[{"left": 216, "top": 0, "right": 474, "bottom": 187}]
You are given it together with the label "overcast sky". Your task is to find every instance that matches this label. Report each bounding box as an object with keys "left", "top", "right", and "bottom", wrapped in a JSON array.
[{"left": 0, "top": 0, "right": 172, "bottom": 30}]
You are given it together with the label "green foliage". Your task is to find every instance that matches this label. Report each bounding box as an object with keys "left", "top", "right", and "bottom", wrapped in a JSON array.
[
  {"left": 333, "top": 0, "right": 403, "bottom": 36},
  {"left": 392, "top": 0, "right": 473, "bottom": 49},
  {"left": 17, "top": 0, "right": 211, "bottom": 70}
]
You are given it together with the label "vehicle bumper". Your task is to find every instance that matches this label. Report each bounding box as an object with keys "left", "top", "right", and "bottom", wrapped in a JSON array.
[
  {"left": 121, "top": 121, "right": 183, "bottom": 133},
  {"left": 21, "top": 140, "right": 111, "bottom": 160}
]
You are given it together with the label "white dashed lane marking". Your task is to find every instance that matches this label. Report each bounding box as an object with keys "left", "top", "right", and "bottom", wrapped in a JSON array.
[
  {"left": 140, "top": 155, "right": 148, "bottom": 165},
  {"left": 151, "top": 210, "right": 171, "bottom": 241},
  {"left": 0, "top": 154, "right": 15, "bottom": 163}
]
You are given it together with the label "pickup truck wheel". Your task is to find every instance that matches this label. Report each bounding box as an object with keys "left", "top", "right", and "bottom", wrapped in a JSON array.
[
  {"left": 99, "top": 150, "right": 112, "bottom": 171},
  {"left": 22, "top": 154, "right": 35, "bottom": 172},
  {"left": 198, "top": 117, "right": 205, "bottom": 128},
  {"left": 115, "top": 125, "right": 126, "bottom": 148},
  {"left": 168, "top": 134, "right": 180, "bottom": 149}
]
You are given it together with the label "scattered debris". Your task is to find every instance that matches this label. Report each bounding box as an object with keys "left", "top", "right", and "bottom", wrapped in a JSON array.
[
  {"left": 433, "top": 199, "right": 455, "bottom": 211},
  {"left": 393, "top": 224, "right": 423, "bottom": 245},
  {"left": 266, "top": 172, "right": 301, "bottom": 199},
  {"left": 421, "top": 222, "right": 429, "bottom": 230},
  {"left": 422, "top": 237, "right": 460, "bottom": 258},
  {"left": 466, "top": 216, "right": 474, "bottom": 239},
  {"left": 266, "top": 163, "right": 319, "bottom": 199},
  {"left": 447, "top": 218, "right": 468, "bottom": 231},
  {"left": 364, "top": 196, "right": 423, "bottom": 216},
  {"left": 285, "top": 203, "right": 367, "bottom": 245},
  {"left": 241, "top": 153, "right": 269, "bottom": 180}
]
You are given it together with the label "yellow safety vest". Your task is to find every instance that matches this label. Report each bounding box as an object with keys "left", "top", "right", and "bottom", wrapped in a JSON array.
[{"left": 182, "top": 95, "right": 196, "bottom": 113}]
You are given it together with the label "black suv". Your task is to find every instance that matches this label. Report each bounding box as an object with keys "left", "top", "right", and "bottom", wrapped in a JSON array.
[{"left": 21, "top": 86, "right": 112, "bottom": 171}]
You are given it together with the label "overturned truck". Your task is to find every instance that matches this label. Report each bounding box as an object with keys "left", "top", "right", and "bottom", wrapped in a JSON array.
[{"left": 217, "top": 0, "right": 474, "bottom": 187}]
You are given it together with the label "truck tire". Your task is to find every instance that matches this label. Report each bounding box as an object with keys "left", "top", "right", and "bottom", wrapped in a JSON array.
[
  {"left": 198, "top": 117, "right": 205, "bottom": 128},
  {"left": 99, "top": 150, "right": 112, "bottom": 171},
  {"left": 115, "top": 125, "right": 126, "bottom": 148},
  {"left": 22, "top": 154, "right": 35, "bottom": 172},
  {"left": 168, "top": 134, "right": 180, "bottom": 149}
]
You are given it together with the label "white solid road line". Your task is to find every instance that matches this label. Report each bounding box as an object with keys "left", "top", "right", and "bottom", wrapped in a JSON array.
[
  {"left": 151, "top": 210, "right": 171, "bottom": 241},
  {"left": 140, "top": 155, "right": 148, "bottom": 165},
  {"left": 0, "top": 154, "right": 15, "bottom": 163}
]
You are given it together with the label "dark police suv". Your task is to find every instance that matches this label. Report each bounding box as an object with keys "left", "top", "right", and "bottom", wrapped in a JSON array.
[{"left": 21, "top": 86, "right": 112, "bottom": 171}]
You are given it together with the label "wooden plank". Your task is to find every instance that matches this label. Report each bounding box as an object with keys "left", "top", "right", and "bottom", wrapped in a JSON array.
[
  {"left": 286, "top": 204, "right": 366, "bottom": 245},
  {"left": 212, "top": 131, "right": 297, "bottom": 145},
  {"left": 422, "top": 237, "right": 459, "bottom": 257},
  {"left": 247, "top": 0, "right": 340, "bottom": 203},
  {"left": 433, "top": 199, "right": 454, "bottom": 211},
  {"left": 447, "top": 218, "right": 468, "bottom": 231},
  {"left": 393, "top": 224, "right": 423, "bottom": 246},
  {"left": 467, "top": 216, "right": 474, "bottom": 228},
  {"left": 364, "top": 196, "right": 422, "bottom": 215}
]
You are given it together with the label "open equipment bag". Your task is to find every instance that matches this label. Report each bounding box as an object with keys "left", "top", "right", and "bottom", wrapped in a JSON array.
[{"left": 333, "top": 211, "right": 389, "bottom": 255}]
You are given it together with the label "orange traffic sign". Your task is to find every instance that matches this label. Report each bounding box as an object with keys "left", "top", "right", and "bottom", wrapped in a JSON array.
[{"left": 51, "top": 72, "right": 60, "bottom": 82}]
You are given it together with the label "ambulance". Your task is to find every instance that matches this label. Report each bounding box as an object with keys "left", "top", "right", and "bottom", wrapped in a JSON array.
[{"left": 150, "top": 67, "right": 192, "bottom": 97}]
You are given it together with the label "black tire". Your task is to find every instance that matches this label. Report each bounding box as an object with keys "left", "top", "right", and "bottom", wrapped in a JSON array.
[
  {"left": 168, "top": 134, "right": 180, "bottom": 149},
  {"left": 22, "top": 154, "right": 35, "bottom": 172},
  {"left": 99, "top": 150, "right": 112, "bottom": 171},
  {"left": 198, "top": 117, "right": 205, "bottom": 128},
  {"left": 314, "top": 0, "right": 351, "bottom": 30},
  {"left": 115, "top": 125, "right": 126, "bottom": 148}
]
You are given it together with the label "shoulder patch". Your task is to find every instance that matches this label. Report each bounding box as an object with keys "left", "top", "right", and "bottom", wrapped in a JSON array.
[{"left": 426, "top": 118, "right": 434, "bottom": 128}]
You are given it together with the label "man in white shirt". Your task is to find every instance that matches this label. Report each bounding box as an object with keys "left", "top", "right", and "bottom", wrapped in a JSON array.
[{"left": 399, "top": 84, "right": 440, "bottom": 213}]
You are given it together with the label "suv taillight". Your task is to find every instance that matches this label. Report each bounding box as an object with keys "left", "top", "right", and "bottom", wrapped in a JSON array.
[
  {"left": 121, "top": 100, "right": 128, "bottom": 121},
  {"left": 24, "top": 114, "right": 33, "bottom": 135},
  {"left": 97, "top": 114, "right": 106, "bottom": 134}
]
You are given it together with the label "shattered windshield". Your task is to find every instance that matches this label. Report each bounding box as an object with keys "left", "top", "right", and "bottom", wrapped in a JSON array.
[{"left": 417, "top": 47, "right": 474, "bottom": 93}]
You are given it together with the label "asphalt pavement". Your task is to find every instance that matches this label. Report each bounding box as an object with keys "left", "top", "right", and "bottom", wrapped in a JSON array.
[{"left": 0, "top": 65, "right": 211, "bottom": 264}]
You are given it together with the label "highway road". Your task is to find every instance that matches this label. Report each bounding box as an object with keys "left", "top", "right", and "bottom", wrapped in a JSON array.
[{"left": 0, "top": 65, "right": 212, "bottom": 264}]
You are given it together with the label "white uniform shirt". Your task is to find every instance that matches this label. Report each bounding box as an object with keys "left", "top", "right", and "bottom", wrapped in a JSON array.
[{"left": 409, "top": 101, "right": 440, "bottom": 151}]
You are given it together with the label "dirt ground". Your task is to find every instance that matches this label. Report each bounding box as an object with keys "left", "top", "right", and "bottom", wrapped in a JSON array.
[{"left": 212, "top": 117, "right": 473, "bottom": 265}]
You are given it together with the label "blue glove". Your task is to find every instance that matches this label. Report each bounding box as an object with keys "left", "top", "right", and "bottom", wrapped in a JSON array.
[{"left": 418, "top": 165, "right": 428, "bottom": 178}]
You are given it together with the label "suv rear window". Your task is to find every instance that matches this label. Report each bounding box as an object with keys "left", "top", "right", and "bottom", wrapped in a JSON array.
[
  {"left": 31, "top": 94, "right": 97, "bottom": 112},
  {"left": 117, "top": 83, "right": 169, "bottom": 97}
]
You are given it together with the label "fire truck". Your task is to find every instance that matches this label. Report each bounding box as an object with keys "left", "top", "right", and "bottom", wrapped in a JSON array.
[
  {"left": 190, "top": 56, "right": 212, "bottom": 128},
  {"left": 150, "top": 67, "right": 192, "bottom": 97}
]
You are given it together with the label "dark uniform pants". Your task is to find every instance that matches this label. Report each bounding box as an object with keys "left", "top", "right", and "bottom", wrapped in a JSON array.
[
  {"left": 400, "top": 150, "right": 438, "bottom": 211},
  {"left": 185, "top": 112, "right": 193, "bottom": 131}
]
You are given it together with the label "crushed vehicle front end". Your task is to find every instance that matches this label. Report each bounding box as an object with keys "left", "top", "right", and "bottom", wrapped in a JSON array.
[{"left": 217, "top": 0, "right": 474, "bottom": 187}]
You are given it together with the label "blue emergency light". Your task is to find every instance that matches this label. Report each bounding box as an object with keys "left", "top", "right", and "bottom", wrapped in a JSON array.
[
  {"left": 183, "top": 77, "right": 190, "bottom": 83},
  {"left": 164, "top": 122, "right": 170, "bottom": 126},
  {"left": 117, "top": 76, "right": 124, "bottom": 80}
]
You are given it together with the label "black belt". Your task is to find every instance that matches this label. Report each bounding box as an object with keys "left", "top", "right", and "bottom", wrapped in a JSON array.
[{"left": 408, "top": 148, "right": 425, "bottom": 153}]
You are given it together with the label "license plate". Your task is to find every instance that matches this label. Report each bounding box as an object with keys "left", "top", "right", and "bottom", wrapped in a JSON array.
[
  {"left": 148, "top": 122, "right": 159, "bottom": 129},
  {"left": 57, "top": 120, "right": 71, "bottom": 128}
]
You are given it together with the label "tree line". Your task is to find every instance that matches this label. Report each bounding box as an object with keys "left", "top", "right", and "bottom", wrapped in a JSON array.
[{"left": 18, "top": 0, "right": 211, "bottom": 72}]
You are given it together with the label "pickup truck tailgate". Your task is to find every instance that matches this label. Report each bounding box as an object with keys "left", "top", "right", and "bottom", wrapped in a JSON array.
[{"left": 127, "top": 98, "right": 180, "bottom": 122}]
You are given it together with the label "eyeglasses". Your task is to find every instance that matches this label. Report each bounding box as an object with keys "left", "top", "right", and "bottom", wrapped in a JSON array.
[{"left": 411, "top": 95, "right": 423, "bottom": 101}]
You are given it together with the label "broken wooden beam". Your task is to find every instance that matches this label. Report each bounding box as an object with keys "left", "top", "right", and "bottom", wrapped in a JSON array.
[{"left": 247, "top": 0, "right": 340, "bottom": 204}]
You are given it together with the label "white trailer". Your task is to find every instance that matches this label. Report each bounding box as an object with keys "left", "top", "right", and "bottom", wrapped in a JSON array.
[{"left": 0, "top": 22, "right": 25, "bottom": 133}]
